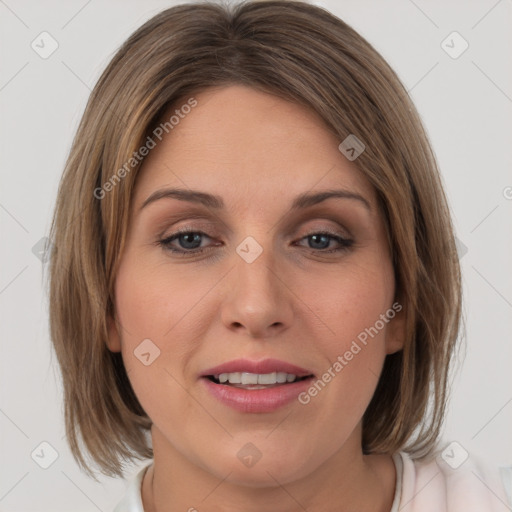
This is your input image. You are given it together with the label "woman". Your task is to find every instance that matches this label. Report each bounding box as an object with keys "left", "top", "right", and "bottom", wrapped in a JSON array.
[{"left": 48, "top": 1, "right": 511, "bottom": 511}]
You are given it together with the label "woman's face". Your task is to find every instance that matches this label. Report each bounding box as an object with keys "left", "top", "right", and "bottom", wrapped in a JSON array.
[{"left": 108, "top": 84, "right": 404, "bottom": 485}]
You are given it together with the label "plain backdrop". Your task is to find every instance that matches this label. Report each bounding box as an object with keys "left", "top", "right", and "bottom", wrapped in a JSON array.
[{"left": 1, "top": 0, "right": 511, "bottom": 510}]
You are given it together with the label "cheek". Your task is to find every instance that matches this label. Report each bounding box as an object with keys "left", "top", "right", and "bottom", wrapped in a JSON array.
[
  {"left": 114, "top": 257, "right": 209, "bottom": 341},
  {"left": 306, "top": 260, "right": 394, "bottom": 346},
  {"left": 299, "top": 258, "right": 394, "bottom": 405},
  {"left": 112, "top": 256, "right": 217, "bottom": 396},
  {"left": 112, "top": 263, "right": 197, "bottom": 424}
]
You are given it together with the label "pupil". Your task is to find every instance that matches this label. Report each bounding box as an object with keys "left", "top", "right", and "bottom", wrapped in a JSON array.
[
  {"left": 180, "top": 233, "right": 201, "bottom": 249},
  {"left": 310, "top": 234, "right": 329, "bottom": 249}
]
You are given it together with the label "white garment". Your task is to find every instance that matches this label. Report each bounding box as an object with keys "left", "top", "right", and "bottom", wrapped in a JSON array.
[{"left": 113, "top": 450, "right": 512, "bottom": 511}]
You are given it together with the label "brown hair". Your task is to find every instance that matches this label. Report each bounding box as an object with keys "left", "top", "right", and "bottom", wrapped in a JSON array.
[{"left": 48, "top": 0, "right": 462, "bottom": 479}]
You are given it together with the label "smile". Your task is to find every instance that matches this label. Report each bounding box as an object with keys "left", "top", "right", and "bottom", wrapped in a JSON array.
[
  {"left": 208, "top": 372, "right": 310, "bottom": 388},
  {"left": 200, "top": 359, "right": 315, "bottom": 413}
]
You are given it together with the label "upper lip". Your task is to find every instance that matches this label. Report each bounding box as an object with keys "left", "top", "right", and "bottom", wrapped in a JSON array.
[{"left": 201, "top": 358, "right": 314, "bottom": 378}]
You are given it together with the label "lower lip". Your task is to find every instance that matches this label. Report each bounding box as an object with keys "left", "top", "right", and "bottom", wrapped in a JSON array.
[{"left": 201, "top": 376, "right": 315, "bottom": 413}]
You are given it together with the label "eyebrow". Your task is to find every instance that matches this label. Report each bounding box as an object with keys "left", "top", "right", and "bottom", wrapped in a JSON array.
[{"left": 140, "top": 187, "right": 371, "bottom": 212}]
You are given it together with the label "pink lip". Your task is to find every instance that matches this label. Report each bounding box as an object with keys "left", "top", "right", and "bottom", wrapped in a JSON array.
[
  {"left": 202, "top": 377, "right": 315, "bottom": 413},
  {"left": 200, "top": 358, "right": 315, "bottom": 413},
  {"left": 200, "top": 358, "right": 313, "bottom": 378}
]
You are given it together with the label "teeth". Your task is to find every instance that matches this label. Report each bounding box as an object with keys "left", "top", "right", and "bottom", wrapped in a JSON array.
[
  {"left": 276, "top": 372, "right": 287, "bottom": 383},
  {"left": 242, "top": 373, "right": 259, "bottom": 385},
  {"left": 215, "top": 372, "right": 299, "bottom": 385},
  {"left": 258, "top": 372, "right": 277, "bottom": 385}
]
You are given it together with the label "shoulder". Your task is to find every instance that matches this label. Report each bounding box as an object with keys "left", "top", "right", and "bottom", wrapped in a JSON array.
[
  {"left": 396, "top": 444, "right": 512, "bottom": 512},
  {"left": 113, "top": 463, "right": 152, "bottom": 512}
]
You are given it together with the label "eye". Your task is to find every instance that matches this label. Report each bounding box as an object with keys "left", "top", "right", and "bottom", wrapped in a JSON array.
[
  {"left": 157, "top": 229, "right": 217, "bottom": 255},
  {"left": 296, "top": 231, "right": 354, "bottom": 253}
]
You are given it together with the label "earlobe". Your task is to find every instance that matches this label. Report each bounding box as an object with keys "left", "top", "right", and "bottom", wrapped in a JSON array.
[
  {"left": 384, "top": 304, "right": 407, "bottom": 355},
  {"left": 106, "top": 314, "right": 122, "bottom": 352}
]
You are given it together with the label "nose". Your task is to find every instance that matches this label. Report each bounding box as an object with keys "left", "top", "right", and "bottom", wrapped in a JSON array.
[{"left": 220, "top": 240, "right": 294, "bottom": 339}]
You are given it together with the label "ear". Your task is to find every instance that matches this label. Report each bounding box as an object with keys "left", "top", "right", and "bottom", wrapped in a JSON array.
[
  {"left": 384, "top": 301, "right": 406, "bottom": 355},
  {"left": 106, "top": 313, "right": 122, "bottom": 352}
]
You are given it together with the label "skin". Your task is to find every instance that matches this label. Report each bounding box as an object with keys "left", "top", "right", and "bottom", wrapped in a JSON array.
[{"left": 107, "top": 84, "right": 406, "bottom": 512}]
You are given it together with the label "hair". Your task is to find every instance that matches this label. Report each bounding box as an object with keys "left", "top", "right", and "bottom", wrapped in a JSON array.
[{"left": 48, "top": 0, "right": 462, "bottom": 480}]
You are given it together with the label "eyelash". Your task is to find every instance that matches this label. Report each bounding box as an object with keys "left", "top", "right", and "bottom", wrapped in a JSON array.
[{"left": 156, "top": 227, "right": 354, "bottom": 257}]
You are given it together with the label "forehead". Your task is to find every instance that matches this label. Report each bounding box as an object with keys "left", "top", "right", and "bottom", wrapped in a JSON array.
[{"left": 132, "top": 84, "right": 376, "bottom": 211}]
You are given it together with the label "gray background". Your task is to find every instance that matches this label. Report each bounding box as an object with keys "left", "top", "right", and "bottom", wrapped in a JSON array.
[{"left": 1, "top": 0, "right": 511, "bottom": 510}]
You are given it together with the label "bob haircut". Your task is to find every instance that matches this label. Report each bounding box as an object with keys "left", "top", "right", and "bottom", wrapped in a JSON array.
[{"left": 48, "top": 0, "right": 462, "bottom": 480}]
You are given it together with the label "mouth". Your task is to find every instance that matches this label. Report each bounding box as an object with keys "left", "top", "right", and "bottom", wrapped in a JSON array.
[
  {"left": 205, "top": 372, "right": 314, "bottom": 390},
  {"left": 200, "top": 358, "right": 316, "bottom": 413}
]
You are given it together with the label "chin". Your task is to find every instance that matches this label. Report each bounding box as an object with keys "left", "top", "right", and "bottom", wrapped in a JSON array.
[{"left": 200, "top": 448, "right": 315, "bottom": 488}]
